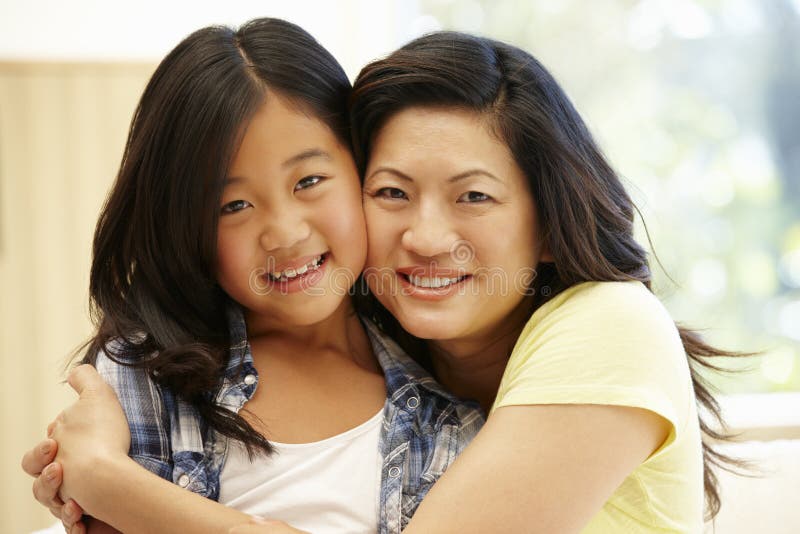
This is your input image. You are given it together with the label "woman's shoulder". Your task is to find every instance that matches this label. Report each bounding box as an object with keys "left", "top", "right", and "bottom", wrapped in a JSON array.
[
  {"left": 497, "top": 281, "right": 692, "bottom": 420},
  {"left": 543, "top": 280, "right": 662, "bottom": 313},
  {"left": 511, "top": 280, "right": 686, "bottom": 377},
  {"left": 527, "top": 281, "right": 676, "bottom": 340}
]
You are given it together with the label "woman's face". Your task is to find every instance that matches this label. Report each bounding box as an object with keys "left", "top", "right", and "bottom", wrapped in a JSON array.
[
  {"left": 362, "top": 106, "right": 551, "bottom": 343},
  {"left": 216, "top": 93, "right": 367, "bottom": 330}
]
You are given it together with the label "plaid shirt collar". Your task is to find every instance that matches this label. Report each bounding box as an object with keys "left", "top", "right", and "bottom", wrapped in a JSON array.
[{"left": 97, "top": 304, "right": 485, "bottom": 534}]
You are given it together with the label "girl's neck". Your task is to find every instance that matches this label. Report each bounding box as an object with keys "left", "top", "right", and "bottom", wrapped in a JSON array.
[
  {"left": 243, "top": 299, "right": 376, "bottom": 372},
  {"left": 428, "top": 298, "right": 534, "bottom": 413}
]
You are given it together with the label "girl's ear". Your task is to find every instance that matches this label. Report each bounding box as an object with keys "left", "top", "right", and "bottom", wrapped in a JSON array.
[{"left": 539, "top": 239, "right": 554, "bottom": 263}]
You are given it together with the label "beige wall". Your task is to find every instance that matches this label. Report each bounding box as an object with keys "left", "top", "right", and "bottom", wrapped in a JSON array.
[{"left": 0, "top": 61, "right": 153, "bottom": 533}]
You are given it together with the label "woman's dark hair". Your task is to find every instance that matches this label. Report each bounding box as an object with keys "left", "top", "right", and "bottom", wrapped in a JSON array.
[
  {"left": 350, "top": 31, "right": 745, "bottom": 520},
  {"left": 82, "top": 18, "right": 352, "bottom": 457}
]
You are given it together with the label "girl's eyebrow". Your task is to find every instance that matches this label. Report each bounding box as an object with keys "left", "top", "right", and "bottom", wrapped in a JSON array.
[
  {"left": 282, "top": 148, "right": 332, "bottom": 169},
  {"left": 225, "top": 149, "right": 333, "bottom": 185}
]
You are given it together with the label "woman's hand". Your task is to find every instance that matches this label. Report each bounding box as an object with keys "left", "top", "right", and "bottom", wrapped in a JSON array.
[
  {"left": 21, "top": 439, "right": 86, "bottom": 532},
  {"left": 47, "top": 364, "right": 131, "bottom": 507},
  {"left": 228, "top": 518, "right": 310, "bottom": 534}
]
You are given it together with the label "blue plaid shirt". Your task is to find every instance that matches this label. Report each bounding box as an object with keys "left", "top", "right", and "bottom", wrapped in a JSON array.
[{"left": 95, "top": 308, "right": 485, "bottom": 533}]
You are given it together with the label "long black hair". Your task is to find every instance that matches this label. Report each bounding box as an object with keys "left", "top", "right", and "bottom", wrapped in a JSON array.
[
  {"left": 350, "top": 31, "right": 745, "bottom": 519},
  {"left": 83, "top": 18, "right": 352, "bottom": 456}
]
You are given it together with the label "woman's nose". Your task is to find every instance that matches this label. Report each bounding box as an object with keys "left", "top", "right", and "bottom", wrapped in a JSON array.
[{"left": 400, "top": 207, "right": 460, "bottom": 260}]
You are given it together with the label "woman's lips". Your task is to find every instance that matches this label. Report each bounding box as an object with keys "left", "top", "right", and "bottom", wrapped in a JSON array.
[{"left": 395, "top": 269, "right": 472, "bottom": 300}]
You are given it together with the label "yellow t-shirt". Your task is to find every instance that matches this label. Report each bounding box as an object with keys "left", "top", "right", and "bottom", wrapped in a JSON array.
[{"left": 491, "top": 281, "right": 704, "bottom": 533}]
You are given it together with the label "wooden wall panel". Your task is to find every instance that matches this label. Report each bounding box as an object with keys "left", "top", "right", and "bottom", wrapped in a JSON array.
[{"left": 0, "top": 62, "right": 153, "bottom": 533}]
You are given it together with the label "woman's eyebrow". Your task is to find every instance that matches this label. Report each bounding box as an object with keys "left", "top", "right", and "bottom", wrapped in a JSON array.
[
  {"left": 448, "top": 169, "right": 501, "bottom": 183},
  {"left": 367, "top": 167, "right": 500, "bottom": 184},
  {"left": 365, "top": 166, "right": 414, "bottom": 183}
]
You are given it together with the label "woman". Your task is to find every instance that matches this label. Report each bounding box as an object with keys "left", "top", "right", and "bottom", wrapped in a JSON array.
[{"left": 26, "top": 31, "right": 740, "bottom": 533}]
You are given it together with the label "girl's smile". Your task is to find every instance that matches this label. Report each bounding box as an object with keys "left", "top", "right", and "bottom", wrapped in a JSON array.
[
  {"left": 216, "top": 91, "right": 367, "bottom": 331},
  {"left": 258, "top": 252, "right": 328, "bottom": 294}
]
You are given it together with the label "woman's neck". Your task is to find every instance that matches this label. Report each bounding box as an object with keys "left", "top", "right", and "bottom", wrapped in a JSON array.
[{"left": 428, "top": 298, "right": 534, "bottom": 413}]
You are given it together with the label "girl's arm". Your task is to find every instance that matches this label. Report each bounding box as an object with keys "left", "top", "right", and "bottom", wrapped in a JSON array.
[
  {"left": 39, "top": 365, "right": 260, "bottom": 534},
  {"left": 402, "top": 403, "right": 670, "bottom": 533}
]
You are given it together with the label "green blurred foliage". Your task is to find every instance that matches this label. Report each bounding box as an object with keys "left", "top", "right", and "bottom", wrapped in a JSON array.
[{"left": 420, "top": 0, "right": 800, "bottom": 392}]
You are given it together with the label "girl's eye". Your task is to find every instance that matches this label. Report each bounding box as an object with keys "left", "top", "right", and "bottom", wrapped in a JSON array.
[
  {"left": 457, "top": 191, "right": 492, "bottom": 203},
  {"left": 221, "top": 199, "right": 252, "bottom": 214},
  {"left": 294, "top": 175, "right": 324, "bottom": 191},
  {"left": 374, "top": 187, "right": 408, "bottom": 200}
]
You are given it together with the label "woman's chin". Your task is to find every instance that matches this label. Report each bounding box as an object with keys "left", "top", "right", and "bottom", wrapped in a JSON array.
[{"left": 394, "top": 312, "right": 464, "bottom": 342}]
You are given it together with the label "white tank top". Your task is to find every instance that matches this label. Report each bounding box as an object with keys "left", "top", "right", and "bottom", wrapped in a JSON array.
[{"left": 219, "top": 409, "right": 384, "bottom": 534}]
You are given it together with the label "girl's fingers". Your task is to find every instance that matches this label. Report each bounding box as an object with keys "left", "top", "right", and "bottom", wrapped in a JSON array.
[
  {"left": 63, "top": 500, "right": 84, "bottom": 525},
  {"left": 32, "top": 463, "right": 64, "bottom": 509},
  {"left": 21, "top": 439, "right": 58, "bottom": 476}
]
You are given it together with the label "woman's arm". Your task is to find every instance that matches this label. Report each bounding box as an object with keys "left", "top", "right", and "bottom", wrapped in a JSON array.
[
  {"left": 401, "top": 403, "right": 670, "bottom": 534},
  {"left": 36, "top": 365, "right": 256, "bottom": 534}
]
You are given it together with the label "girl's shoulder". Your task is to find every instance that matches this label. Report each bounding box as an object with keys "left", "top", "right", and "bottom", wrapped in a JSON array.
[
  {"left": 92, "top": 338, "right": 177, "bottom": 468},
  {"left": 91, "top": 337, "right": 173, "bottom": 415}
]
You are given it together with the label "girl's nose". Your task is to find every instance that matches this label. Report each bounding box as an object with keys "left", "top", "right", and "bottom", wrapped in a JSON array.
[{"left": 259, "top": 211, "right": 312, "bottom": 252}]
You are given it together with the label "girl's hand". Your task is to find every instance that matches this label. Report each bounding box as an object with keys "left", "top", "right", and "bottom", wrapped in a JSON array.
[
  {"left": 21, "top": 440, "right": 87, "bottom": 532},
  {"left": 228, "top": 518, "right": 310, "bottom": 534},
  {"left": 49, "top": 364, "right": 132, "bottom": 507}
]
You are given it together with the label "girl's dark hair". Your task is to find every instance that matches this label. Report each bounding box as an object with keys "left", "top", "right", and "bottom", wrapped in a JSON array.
[
  {"left": 350, "top": 31, "right": 744, "bottom": 520},
  {"left": 83, "top": 18, "right": 351, "bottom": 456}
]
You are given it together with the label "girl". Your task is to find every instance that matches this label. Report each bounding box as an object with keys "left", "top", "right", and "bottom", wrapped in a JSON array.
[
  {"left": 27, "top": 31, "right": 741, "bottom": 534},
  {"left": 23, "top": 19, "right": 482, "bottom": 534}
]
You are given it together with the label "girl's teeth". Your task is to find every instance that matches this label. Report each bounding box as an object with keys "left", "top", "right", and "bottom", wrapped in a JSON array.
[{"left": 268, "top": 255, "right": 324, "bottom": 281}]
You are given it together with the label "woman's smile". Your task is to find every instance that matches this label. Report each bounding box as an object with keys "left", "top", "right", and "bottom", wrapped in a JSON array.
[{"left": 362, "top": 106, "right": 549, "bottom": 341}]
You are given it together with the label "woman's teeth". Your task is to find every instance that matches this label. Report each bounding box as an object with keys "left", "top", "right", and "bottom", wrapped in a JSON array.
[
  {"left": 409, "top": 275, "right": 465, "bottom": 288},
  {"left": 268, "top": 255, "right": 324, "bottom": 282}
]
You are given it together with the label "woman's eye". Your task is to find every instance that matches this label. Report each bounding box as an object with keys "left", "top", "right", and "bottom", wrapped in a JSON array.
[
  {"left": 374, "top": 187, "right": 408, "bottom": 200},
  {"left": 458, "top": 191, "right": 492, "bottom": 203},
  {"left": 294, "top": 175, "right": 324, "bottom": 191},
  {"left": 221, "top": 199, "right": 252, "bottom": 214}
]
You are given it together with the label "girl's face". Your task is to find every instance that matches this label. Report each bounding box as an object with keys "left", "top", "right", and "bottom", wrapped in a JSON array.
[
  {"left": 362, "top": 107, "right": 551, "bottom": 343},
  {"left": 216, "top": 93, "right": 366, "bottom": 329}
]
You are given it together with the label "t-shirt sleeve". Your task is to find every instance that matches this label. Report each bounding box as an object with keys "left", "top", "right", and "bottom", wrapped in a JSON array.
[
  {"left": 493, "top": 282, "right": 693, "bottom": 442},
  {"left": 94, "top": 348, "right": 174, "bottom": 480}
]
